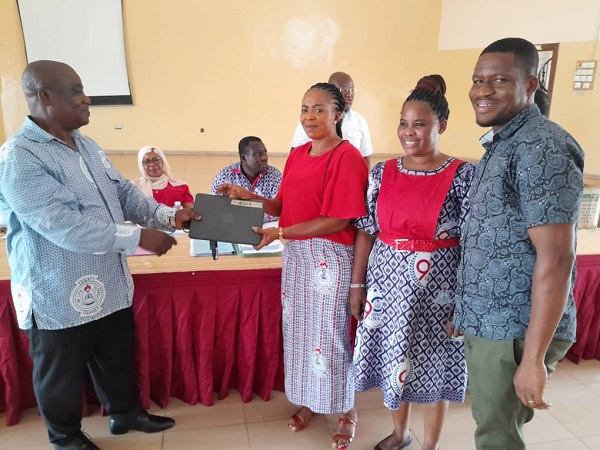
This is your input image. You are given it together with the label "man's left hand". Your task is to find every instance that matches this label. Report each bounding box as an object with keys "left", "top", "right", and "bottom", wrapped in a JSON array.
[
  {"left": 514, "top": 359, "right": 551, "bottom": 409},
  {"left": 175, "top": 208, "right": 201, "bottom": 229}
]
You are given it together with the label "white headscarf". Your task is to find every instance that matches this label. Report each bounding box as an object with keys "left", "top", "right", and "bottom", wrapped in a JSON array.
[{"left": 133, "top": 146, "right": 187, "bottom": 197}]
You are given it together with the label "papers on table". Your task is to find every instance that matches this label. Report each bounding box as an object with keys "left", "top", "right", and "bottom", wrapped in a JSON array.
[
  {"left": 189, "top": 239, "right": 235, "bottom": 257},
  {"left": 233, "top": 221, "right": 283, "bottom": 256},
  {"left": 234, "top": 240, "right": 283, "bottom": 256}
]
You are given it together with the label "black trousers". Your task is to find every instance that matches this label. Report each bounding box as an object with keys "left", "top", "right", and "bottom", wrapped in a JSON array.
[{"left": 27, "top": 307, "right": 140, "bottom": 443}]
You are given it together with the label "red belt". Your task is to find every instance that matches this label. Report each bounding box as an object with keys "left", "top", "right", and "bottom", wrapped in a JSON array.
[{"left": 380, "top": 236, "right": 460, "bottom": 252}]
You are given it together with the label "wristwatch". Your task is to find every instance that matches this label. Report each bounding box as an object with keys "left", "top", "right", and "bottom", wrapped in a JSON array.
[{"left": 167, "top": 209, "right": 177, "bottom": 228}]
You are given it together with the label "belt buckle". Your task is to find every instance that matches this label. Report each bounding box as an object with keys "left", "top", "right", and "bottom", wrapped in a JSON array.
[{"left": 394, "top": 238, "right": 410, "bottom": 251}]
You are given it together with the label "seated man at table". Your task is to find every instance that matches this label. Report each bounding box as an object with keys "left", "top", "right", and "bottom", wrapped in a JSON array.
[
  {"left": 0, "top": 60, "right": 198, "bottom": 450},
  {"left": 211, "top": 136, "right": 282, "bottom": 222}
]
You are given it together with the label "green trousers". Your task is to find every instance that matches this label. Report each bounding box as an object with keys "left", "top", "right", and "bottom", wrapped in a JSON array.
[{"left": 464, "top": 335, "right": 572, "bottom": 450}]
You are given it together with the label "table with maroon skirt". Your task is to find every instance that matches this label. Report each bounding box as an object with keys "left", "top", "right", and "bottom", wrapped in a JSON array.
[{"left": 0, "top": 238, "right": 285, "bottom": 426}]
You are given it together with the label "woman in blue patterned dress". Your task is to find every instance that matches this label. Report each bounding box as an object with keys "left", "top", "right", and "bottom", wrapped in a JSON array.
[{"left": 350, "top": 75, "right": 474, "bottom": 450}]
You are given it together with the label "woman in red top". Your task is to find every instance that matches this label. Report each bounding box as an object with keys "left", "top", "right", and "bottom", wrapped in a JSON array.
[
  {"left": 132, "top": 146, "right": 194, "bottom": 208},
  {"left": 219, "top": 82, "right": 368, "bottom": 449}
]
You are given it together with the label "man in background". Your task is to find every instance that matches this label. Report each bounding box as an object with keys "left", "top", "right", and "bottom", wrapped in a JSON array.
[
  {"left": 0, "top": 60, "right": 199, "bottom": 449},
  {"left": 290, "top": 72, "right": 373, "bottom": 167},
  {"left": 453, "top": 38, "right": 584, "bottom": 449},
  {"left": 211, "top": 136, "right": 282, "bottom": 222}
]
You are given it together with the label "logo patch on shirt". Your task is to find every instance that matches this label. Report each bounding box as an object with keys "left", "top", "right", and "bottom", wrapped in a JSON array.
[
  {"left": 70, "top": 275, "right": 106, "bottom": 317},
  {"left": 12, "top": 283, "right": 32, "bottom": 326}
]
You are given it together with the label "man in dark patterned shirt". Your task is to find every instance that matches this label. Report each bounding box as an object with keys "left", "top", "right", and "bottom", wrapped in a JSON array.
[
  {"left": 211, "top": 136, "right": 282, "bottom": 223},
  {"left": 453, "top": 38, "right": 584, "bottom": 449}
]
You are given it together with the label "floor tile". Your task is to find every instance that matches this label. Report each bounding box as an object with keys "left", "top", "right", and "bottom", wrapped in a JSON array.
[
  {"left": 0, "top": 407, "right": 48, "bottom": 449},
  {"left": 163, "top": 423, "right": 249, "bottom": 450},
  {"left": 581, "top": 434, "right": 600, "bottom": 449},
  {"left": 548, "top": 401, "right": 600, "bottom": 437},
  {"left": 247, "top": 417, "right": 331, "bottom": 450},
  {"left": 526, "top": 437, "right": 589, "bottom": 449},
  {"left": 523, "top": 409, "right": 574, "bottom": 444},
  {"left": 354, "top": 388, "right": 386, "bottom": 411},
  {"left": 543, "top": 382, "right": 600, "bottom": 407},
  {"left": 163, "top": 392, "right": 246, "bottom": 430},
  {"left": 93, "top": 432, "right": 164, "bottom": 450},
  {"left": 558, "top": 359, "right": 600, "bottom": 384},
  {"left": 242, "top": 391, "right": 297, "bottom": 424}
]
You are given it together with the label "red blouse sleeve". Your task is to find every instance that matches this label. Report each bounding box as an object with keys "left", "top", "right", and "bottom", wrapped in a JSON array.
[
  {"left": 320, "top": 142, "right": 368, "bottom": 219},
  {"left": 182, "top": 184, "right": 194, "bottom": 204}
]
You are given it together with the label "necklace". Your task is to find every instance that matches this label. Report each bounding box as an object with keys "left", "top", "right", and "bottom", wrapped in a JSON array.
[{"left": 309, "top": 139, "right": 344, "bottom": 157}]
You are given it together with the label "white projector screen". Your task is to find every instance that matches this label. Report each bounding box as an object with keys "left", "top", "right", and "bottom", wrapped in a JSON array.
[{"left": 17, "top": 0, "right": 133, "bottom": 105}]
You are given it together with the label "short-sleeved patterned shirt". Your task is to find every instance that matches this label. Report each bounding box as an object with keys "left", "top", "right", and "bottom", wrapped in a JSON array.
[
  {"left": 0, "top": 117, "right": 173, "bottom": 330},
  {"left": 210, "top": 162, "right": 282, "bottom": 223},
  {"left": 454, "top": 105, "right": 584, "bottom": 341}
]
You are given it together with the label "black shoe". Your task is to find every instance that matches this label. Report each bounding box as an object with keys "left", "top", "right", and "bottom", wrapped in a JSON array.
[
  {"left": 53, "top": 432, "right": 101, "bottom": 450},
  {"left": 109, "top": 409, "right": 175, "bottom": 435}
]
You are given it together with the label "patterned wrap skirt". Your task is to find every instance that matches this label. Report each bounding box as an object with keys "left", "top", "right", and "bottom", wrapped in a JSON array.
[
  {"left": 354, "top": 239, "right": 467, "bottom": 409},
  {"left": 281, "top": 238, "right": 355, "bottom": 414}
]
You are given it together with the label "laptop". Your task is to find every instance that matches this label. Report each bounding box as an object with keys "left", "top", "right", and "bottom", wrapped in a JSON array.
[{"left": 188, "top": 193, "right": 264, "bottom": 245}]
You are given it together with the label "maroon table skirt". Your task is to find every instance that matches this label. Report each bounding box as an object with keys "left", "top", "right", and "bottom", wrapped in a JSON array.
[
  {"left": 566, "top": 255, "right": 600, "bottom": 363},
  {"left": 2, "top": 256, "right": 599, "bottom": 426},
  {"left": 0, "top": 269, "right": 285, "bottom": 426}
]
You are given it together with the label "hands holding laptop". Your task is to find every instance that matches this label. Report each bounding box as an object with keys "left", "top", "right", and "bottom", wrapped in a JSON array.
[
  {"left": 175, "top": 208, "right": 201, "bottom": 229},
  {"left": 216, "top": 183, "right": 255, "bottom": 200},
  {"left": 139, "top": 229, "right": 177, "bottom": 256},
  {"left": 251, "top": 226, "right": 279, "bottom": 250},
  {"left": 138, "top": 209, "right": 201, "bottom": 256}
]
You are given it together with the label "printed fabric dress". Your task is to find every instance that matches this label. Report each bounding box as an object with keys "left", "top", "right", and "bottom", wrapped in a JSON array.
[
  {"left": 278, "top": 141, "right": 368, "bottom": 414},
  {"left": 354, "top": 156, "right": 474, "bottom": 409}
]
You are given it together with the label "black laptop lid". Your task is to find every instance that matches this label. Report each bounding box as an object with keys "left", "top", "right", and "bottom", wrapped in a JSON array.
[{"left": 188, "top": 193, "right": 264, "bottom": 245}]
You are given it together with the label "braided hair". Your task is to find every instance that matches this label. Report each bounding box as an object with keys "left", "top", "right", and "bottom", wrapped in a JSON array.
[
  {"left": 308, "top": 82, "right": 346, "bottom": 138},
  {"left": 405, "top": 74, "right": 449, "bottom": 121}
]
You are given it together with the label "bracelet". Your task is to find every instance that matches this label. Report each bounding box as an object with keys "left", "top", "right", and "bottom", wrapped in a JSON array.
[
  {"left": 278, "top": 227, "right": 285, "bottom": 243},
  {"left": 350, "top": 283, "right": 366, "bottom": 289}
]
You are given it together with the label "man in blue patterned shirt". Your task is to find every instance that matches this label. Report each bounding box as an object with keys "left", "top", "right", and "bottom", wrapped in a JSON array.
[
  {"left": 453, "top": 38, "right": 584, "bottom": 449},
  {"left": 210, "top": 136, "right": 282, "bottom": 223},
  {"left": 0, "top": 60, "right": 199, "bottom": 449}
]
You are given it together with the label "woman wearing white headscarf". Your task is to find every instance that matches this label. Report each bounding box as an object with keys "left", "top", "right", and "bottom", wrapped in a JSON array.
[{"left": 133, "top": 146, "right": 194, "bottom": 208}]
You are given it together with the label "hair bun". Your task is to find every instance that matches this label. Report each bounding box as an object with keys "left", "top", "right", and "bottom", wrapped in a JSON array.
[{"left": 415, "top": 74, "right": 446, "bottom": 95}]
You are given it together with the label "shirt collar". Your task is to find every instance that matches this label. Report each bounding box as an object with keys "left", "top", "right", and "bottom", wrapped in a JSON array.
[
  {"left": 22, "top": 116, "right": 82, "bottom": 144},
  {"left": 479, "top": 104, "right": 540, "bottom": 145}
]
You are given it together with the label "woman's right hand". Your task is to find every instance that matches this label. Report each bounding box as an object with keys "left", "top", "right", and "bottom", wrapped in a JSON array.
[
  {"left": 252, "top": 226, "right": 278, "bottom": 250},
  {"left": 216, "top": 183, "right": 254, "bottom": 199},
  {"left": 350, "top": 287, "right": 367, "bottom": 321}
]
